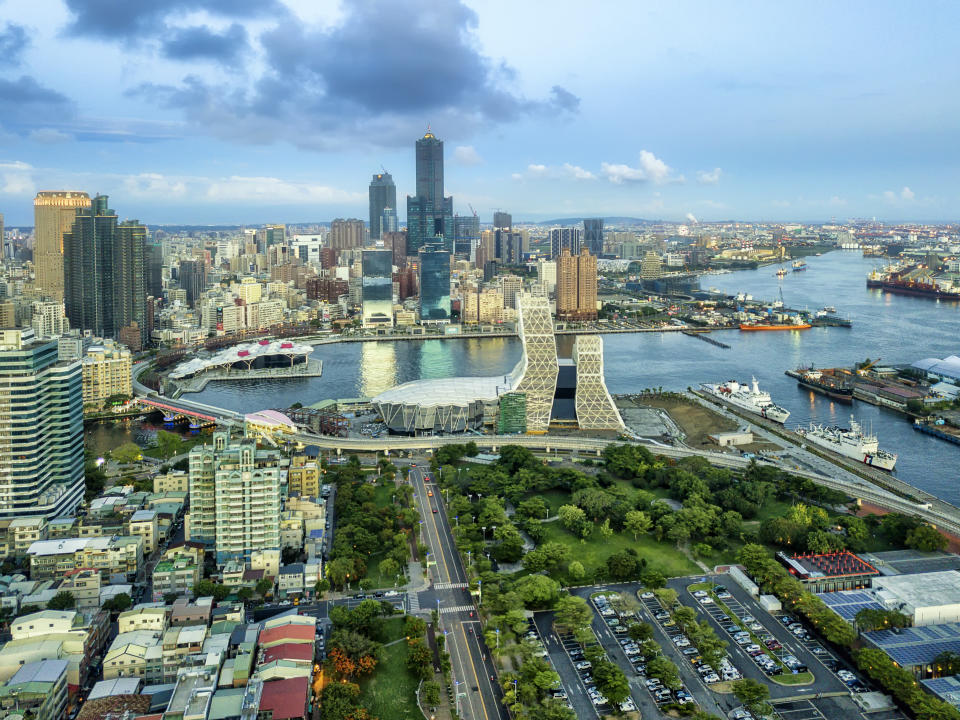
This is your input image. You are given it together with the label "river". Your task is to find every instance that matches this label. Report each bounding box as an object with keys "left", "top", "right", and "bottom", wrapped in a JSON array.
[{"left": 191, "top": 251, "right": 960, "bottom": 503}]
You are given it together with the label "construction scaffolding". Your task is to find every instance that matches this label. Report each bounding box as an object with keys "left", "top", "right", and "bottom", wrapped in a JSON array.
[{"left": 496, "top": 392, "right": 527, "bottom": 434}]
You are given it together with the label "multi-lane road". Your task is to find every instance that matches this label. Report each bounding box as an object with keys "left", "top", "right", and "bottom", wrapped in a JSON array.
[{"left": 409, "top": 466, "right": 506, "bottom": 720}]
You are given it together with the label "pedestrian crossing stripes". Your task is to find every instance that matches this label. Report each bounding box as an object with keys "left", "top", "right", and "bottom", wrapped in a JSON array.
[
  {"left": 408, "top": 593, "right": 421, "bottom": 613},
  {"left": 434, "top": 582, "right": 469, "bottom": 590},
  {"left": 440, "top": 604, "right": 475, "bottom": 614}
]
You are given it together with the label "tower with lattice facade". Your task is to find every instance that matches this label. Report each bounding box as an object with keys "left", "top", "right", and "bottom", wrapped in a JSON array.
[{"left": 573, "top": 335, "right": 624, "bottom": 430}]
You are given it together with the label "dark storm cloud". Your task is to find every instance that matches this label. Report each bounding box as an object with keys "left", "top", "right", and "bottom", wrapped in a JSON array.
[
  {"left": 135, "top": 0, "right": 580, "bottom": 150},
  {"left": 0, "top": 75, "right": 71, "bottom": 106},
  {"left": 0, "top": 23, "right": 29, "bottom": 66},
  {"left": 61, "top": 0, "right": 279, "bottom": 39},
  {"left": 0, "top": 76, "right": 76, "bottom": 135},
  {"left": 162, "top": 23, "right": 247, "bottom": 63}
]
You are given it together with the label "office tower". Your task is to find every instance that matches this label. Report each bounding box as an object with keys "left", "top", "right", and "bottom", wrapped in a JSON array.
[
  {"left": 34, "top": 191, "right": 92, "bottom": 301},
  {"left": 549, "top": 227, "right": 582, "bottom": 259},
  {"left": 188, "top": 432, "right": 282, "bottom": 565},
  {"left": 493, "top": 211, "right": 512, "bottom": 230},
  {"left": 406, "top": 129, "right": 453, "bottom": 255},
  {"left": 476, "top": 230, "right": 495, "bottom": 267},
  {"left": 329, "top": 219, "right": 366, "bottom": 251},
  {"left": 495, "top": 229, "right": 523, "bottom": 264},
  {"left": 584, "top": 218, "right": 604, "bottom": 255},
  {"left": 146, "top": 242, "right": 164, "bottom": 298},
  {"left": 30, "top": 301, "right": 69, "bottom": 338},
  {"left": 419, "top": 250, "right": 451, "bottom": 323},
  {"left": 641, "top": 250, "right": 663, "bottom": 279},
  {"left": 255, "top": 224, "right": 285, "bottom": 254},
  {"left": 0, "top": 328, "right": 84, "bottom": 519},
  {"left": 178, "top": 259, "right": 206, "bottom": 308},
  {"left": 381, "top": 207, "right": 398, "bottom": 236},
  {"left": 361, "top": 249, "right": 394, "bottom": 327},
  {"left": 453, "top": 214, "right": 480, "bottom": 259},
  {"left": 368, "top": 172, "right": 396, "bottom": 240},
  {"left": 114, "top": 220, "right": 148, "bottom": 348},
  {"left": 500, "top": 274, "right": 523, "bottom": 310},
  {"left": 0, "top": 303, "right": 14, "bottom": 327},
  {"left": 556, "top": 248, "right": 598, "bottom": 320},
  {"left": 383, "top": 231, "right": 408, "bottom": 268},
  {"left": 512, "top": 295, "right": 559, "bottom": 433},
  {"left": 0, "top": 213, "right": 5, "bottom": 258},
  {"left": 573, "top": 335, "right": 623, "bottom": 430},
  {"left": 483, "top": 260, "right": 498, "bottom": 283},
  {"left": 537, "top": 260, "right": 557, "bottom": 295}
]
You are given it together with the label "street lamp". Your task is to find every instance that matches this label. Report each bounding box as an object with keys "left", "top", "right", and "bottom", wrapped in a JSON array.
[
  {"left": 481, "top": 525, "right": 487, "bottom": 540},
  {"left": 495, "top": 628, "right": 500, "bottom": 650}
]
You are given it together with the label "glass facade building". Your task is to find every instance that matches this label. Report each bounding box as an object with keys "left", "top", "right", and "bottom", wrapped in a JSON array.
[
  {"left": 0, "top": 329, "right": 84, "bottom": 519},
  {"left": 406, "top": 131, "right": 454, "bottom": 254},
  {"left": 453, "top": 215, "right": 480, "bottom": 259},
  {"left": 361, "top": 249, "right": 394, "bottom": 327},
  {"left": 584, "top": 218, "right": 604, "bottom": 255},
  {"left": 368, "top": 172, "right": 397, "bottom": 240},
  {"left": 419, "top": 250, "right": 451, "bottom": 323}
]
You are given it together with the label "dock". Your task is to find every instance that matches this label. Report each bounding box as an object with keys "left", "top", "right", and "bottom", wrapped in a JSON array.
[
  {"left": 173, "top": 359, "right": 323, "bottom": 393},
  {"left": 914, "top": 421, "right": 960, "bottom": 446},
  {"left": 681, "top": 330, "right": 731, "bottom": 349}
]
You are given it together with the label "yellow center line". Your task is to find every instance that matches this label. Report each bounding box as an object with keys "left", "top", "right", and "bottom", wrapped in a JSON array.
[{"left": 460, "top": 621, "right": 492, "bottom": 720}]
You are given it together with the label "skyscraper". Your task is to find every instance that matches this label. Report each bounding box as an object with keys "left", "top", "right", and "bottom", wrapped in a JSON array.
[
  {"left": 146, "top": 241, "right": 164, "bottom": 298},
  {"left": 550, "top": 227, "right": 582, "bottom": 259},
  {"left": 178, "top": 259, "right": 206, "bottom": 309},
  {"left": 368, "top": 172, "right": 397, "bottom": 240},
  {"left": 495, "top": 230, "right": 523, "bottom": 264},
  {"left": 584, "top": 218, "right": 604, "bottom": 255},
  {"left": 0, "top": 328, "right": 84, "bottom": 519},
  {"left": 361, "top": 249, "right": 394, "bottom": 327},
  {"left": 453, "top": 214, "right": 480, "bottom": 259},
  {"left": 406, "top": 129, "right": 453, "bottom": 255},
  {"left": 62, "top": 195, "right": 148, "bottom": 345},
  {"left": 34, "top": 191, "right": 92, "bottom": 301},
  {"left": 329, "top": 218, "right": 366, "bottom": 251},
  {"left": 556, "top": 248, "right": 598, "bottom": 320},
  {"left": 493, "top": 211, "right": 512, "bottom": 230},
  {"left": 418, "top": 250, "right": 451, "bottom": 323},
  {"left": 255, "top": 224, "right": 285, "bottom": 254},
  {"left": 381, "top": 207, "right": 399, "bottom": 236}
]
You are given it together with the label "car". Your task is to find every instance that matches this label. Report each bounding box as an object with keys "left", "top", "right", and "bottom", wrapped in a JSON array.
[
  {"left": 718, "top": 591, "right": 733, "bottom": 600},
  {"left": 641, "top": 591, "right": 655, "bottom": 599},
  {"left": 811, "top": 646, "right": 828, "bottom": 655},
  {"left": 644, "top": 679, "right": 662, "bottom": 689},
  {"left": 704, "top": 673, "right": 720, "bottom": 683},
  {"left": 662, "top": 619, "right": 676, "bottom": 627},
  {"left": 765, "top": 640, "right": 782, "bottom": 651},
  {"left": 741, "top": 615, "right": 755, "bottom": 623},
  {"left": 432, "top": 508, "right": 438, "bottom": 514},
  {"left": 575, "top": 661, "right": 592, "bottom": 670},
  {"left": 731, "top": 710, "right": 754, "bottom": 720},
  {"left": 655, "top": 611, "right": 670, "bottom": 620},
  {"left": 620, "top": 700, "right": 637, "bottom": 712},
  {"left": 701, "top": 597, "right": 714, "bottom": 604},
  {"left": 749, "top": 622, "right": 763, "bottom": 631},
  {"left": 693, "top": 590, "right": 708, "bottom": 598},
  {"left": 682, "top": 647, "right": 698, "bottom": 655},
  {"left": 745, "top": 644, "right": 761, "bottom": 653},
  {"left": 606, "top": 618, "right": 620, "bottom": 627}
]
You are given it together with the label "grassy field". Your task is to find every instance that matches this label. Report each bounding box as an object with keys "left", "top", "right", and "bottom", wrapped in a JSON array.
[
  {"left": 358, "top": 640, "right": 420, "bottom": 720},
  {"left": 361, "top": 486, "right": 405, "bottom": 590},
  {"left": 540, "top": 520, "right": 699, "bottom": 581}
]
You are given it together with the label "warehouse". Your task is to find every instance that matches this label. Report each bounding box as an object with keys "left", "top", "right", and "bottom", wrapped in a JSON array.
[{"left": 872, "top": 571, "right": 960, "bottom": 626}]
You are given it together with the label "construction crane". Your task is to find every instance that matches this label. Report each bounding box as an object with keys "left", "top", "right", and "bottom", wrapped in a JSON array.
[
  {"left": 856, "top": 358, "right": 881, "bottom": 376},
  {"left": 468, "top": 203, "right": 477, "bottom": 217}
]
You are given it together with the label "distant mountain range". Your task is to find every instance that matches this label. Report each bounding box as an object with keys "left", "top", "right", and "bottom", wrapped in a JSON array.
[{"left": 523, "top": 216, "right": 656, "bottom": 226}]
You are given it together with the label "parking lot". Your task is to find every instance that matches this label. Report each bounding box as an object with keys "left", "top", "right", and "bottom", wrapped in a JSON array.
[{"left": 531, "top": 611, "right": 603, "bottom": 718}]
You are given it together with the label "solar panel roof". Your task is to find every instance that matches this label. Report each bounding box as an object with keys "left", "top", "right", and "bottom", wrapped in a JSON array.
[{"left": 865, "top": 623, "right": 960, "bottom": 667}]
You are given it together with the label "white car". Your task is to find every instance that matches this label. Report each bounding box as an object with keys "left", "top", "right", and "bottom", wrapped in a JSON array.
[
  {"left": 704, "top": 673, "right": 720, "bottom": 683},
  {"left": 641, "top": 592, "right": 655, "bottom": 599},
  {"left": 575, "top": 661, "right": 592, "bottom": 670},
  {"left": 620, "top": 700, "right": 637, "bottom": 712},
  {"left": 700, "top": 597, "right": 714, "bottom": 604},
  {"left": 693, "top": 590, "right": 708, "bottom": 598}
]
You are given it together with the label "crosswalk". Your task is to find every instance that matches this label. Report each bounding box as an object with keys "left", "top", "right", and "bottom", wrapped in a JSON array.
[
  {"left": 440, "top": 604, "right": 476, "bottom": 614},
  {"left": 435, "top": 582, "right": 469, "bottom": 590},
  {"left": 408, "top": 593, "right": 421, "bottom": 613}
]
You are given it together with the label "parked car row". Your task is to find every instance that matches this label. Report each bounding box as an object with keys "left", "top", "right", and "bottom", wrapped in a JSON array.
[
  {"left": 775, "top": 614, "right": 866, "bottom": 691},
  {"left": 590, "top": 594, "right": 641, "bottom": 713}
]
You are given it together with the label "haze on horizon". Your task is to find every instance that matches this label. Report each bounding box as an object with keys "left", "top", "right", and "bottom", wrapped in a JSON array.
[{"left": 0, "top": 0, "right": 958, "bottom": 226}]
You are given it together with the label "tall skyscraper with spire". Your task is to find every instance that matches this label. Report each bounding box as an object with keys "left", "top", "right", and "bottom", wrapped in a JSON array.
[
  {"left": 406, "top": 128, "right": 453, "bottom": 255},
  {"left": 368, "top": 172, "right": 396, "bottom": 241},
  {"left": 33, "top": 191, "right": 92, "bottom": 301}
]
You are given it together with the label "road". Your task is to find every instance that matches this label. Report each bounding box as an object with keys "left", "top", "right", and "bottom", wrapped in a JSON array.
[{"left": 409, "top": 466, "right": 506, "bottom": 720}]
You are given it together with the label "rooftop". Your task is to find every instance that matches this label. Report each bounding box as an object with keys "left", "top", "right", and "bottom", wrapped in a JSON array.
[
  {"left": 9, "top": 659, "right": 68, "bottom": 685},
  {"left": 874, "top": 571, "right": 960, "bottom": 609},
  {"left": 261, "top": 643, "right": 314, "bottom": 665},
  {"left": 781, "top": 550, "right": 879, "bottom": 579},
  {"left": 865, "top": 623, "right": 960, "bottom": 668},
  {"left": 89, "top": 677, "right": 143, "bottom": 700},
  {"left": 258, "top": 676, "right": 308, "bottom": 720}
]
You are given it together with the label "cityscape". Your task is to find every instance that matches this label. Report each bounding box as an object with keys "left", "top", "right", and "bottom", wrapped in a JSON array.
[{"left": 1, "top": 4, "right": 960, "bottom": 720}]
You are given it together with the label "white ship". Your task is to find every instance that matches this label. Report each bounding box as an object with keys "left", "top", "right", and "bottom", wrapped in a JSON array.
[
  {"left": 796, "top": 417, "right": 898, "bottom": 471},
  {"left": 701, "top": 378, "right": 791, "bottom": 424}
]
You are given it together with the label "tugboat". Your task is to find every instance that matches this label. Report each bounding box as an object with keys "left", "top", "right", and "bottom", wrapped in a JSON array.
[{"left": 792, "top": 260, "right": 807, "bottom": 271}]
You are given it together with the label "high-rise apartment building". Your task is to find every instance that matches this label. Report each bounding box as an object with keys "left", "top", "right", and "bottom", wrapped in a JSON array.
[
  {"left": 453, "top": 214, "right": 480, "bottom": 259},
  {"left": 493, "top": 211, "right": 512, "bottom": 230},
  {"left": 418, "top": 250, "right": 451, "bottom": 323},
  {"left": 461, "top": 285, "right": 504, "bottom": 324},
  {"left": 584, "top": 218, "right": 604, "bottom": 255},
  {"left": 329, "top": 219, "right": 365, "bottom": 251},
  {"left": 0, "top": 328, "right": 84, "bottom": 520},
  {"left": 146, "top": 242, "right": 164, "bottom": 298},
  {"left": 62, "top": 196, "right": 148, "bottom": 346},
  {"left": 81, "top": 339, "right": 132, "bottom": 409},
  {"left": 537, "top": 260, "right": 557, "bottom": 295},
  {"left": 500, "top": 275, "right": 523, "bottom": 310},
  {"left": 177, "top": 259, "right": 206, "bottom": 309},
  {"left": 549, "top": 227, "right": 582, "bottom": 259},
  {"left": 641, "top": 250, "right": 663, "bottom": 279},
  {"left": 361, "top": 249, "right": 394, "bottom": 327},
  {"left": 368, "top": 172, "right": 396, "bottom": 241},
  {"left": 406, "top": 130, "right": 453, "bottom": 255},
  {"left": 34, "top": 191, "right": 92, "bottom": 301},
  {"left": 30, "top": 301, "right": 69, "bottom": 338},
  {"left": 495, "top": 230, "right": 524, "bottom": 264},
  {"left": 556, "top": 248, "right": 598, "bottom": 320},
  {"left": 187, "top": 432, "right": 282, "bottom": 566},
  {"left": 0, "top": 213, "right": 5, "bottom": 258}
]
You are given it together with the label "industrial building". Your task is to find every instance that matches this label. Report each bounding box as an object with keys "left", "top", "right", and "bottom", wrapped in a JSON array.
[
  {"left": 820, "top": 570, "right": 960, "bottom": 627},
  {"left": 777, "top": 550, "right": 880, "bottom": 593},
  {"left": 372, "top": 294, "right": 622, "bottom": 434},
  {"left": 863, "top": 623, "right": 960, "bottom": 677}
]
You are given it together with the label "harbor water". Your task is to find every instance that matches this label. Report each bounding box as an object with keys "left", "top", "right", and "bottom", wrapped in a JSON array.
[{"left": 193, "top": 251, "right": 960, "bottom": 503}]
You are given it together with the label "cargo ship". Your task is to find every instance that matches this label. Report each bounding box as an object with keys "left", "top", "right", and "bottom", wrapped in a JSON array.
[
  {"left": 792, "top": 260, "right": 807, "bottom": 271},
  {"left": 700, "top": 378, "right": 791, "bottom": 423},
  {"left": 796, "top": 417, "right": 897, "bottom": 471},
  {"left": 785, "top": 367, "right": 853, "bottom": 403},
  {"left": 865, "top": 265, "right": 960, "bottom": 301}
]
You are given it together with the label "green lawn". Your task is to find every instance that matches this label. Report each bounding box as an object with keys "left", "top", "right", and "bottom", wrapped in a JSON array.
[
  {"left": 358, "top": 641, "right": 420, "bottom": 720},
  {"left": 540, "top": 521, "right": 699, "bottom": 581},
  {"left": 361, "top": 550, "right": 406, "bottom": 590}
]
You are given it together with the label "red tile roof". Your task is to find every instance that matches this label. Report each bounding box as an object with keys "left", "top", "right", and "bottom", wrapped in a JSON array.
[
  {"left": 261, "top": 642, "right": 314, "bottom": 665},
  {"left": 258, "top": 624, "right": 315, "bottom": 646},
  {"left": 259, "top": 677, "right": 309, "bottom": 720}
]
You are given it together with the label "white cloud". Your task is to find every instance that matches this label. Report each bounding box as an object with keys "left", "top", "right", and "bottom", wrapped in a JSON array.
[
  {"left": 123, "top": 173, "right": 188, "bottom": 198},
  {"left": 0, "top": 161, "right": 36, "bottom": 196},
  {"left": 696, "top": 167, "right": 722, "bottom": 184},
  {"left": 686, "top": 212, "right": 698, "bottom": 224},
  {"left": 28, "top": 128, "right": 74, "bottom": 144},
  {"left": 901, "top": 186, "right": 915, "bottom": 201},
  {"left": 453, "top": 145, "right": 482, "bottom": 166},
  {"left": 882, "top": 186, "right": 916, "bottom": 203},
  {"left": 515, "top": 162, "right": 595, "bottom": 181},
  {"left": 204, "top": 176, "right": 363, "bottom": 204},
  {"left": 601, "top": 150, "right": 680, "bottom": 184},
  {"left": 828, "top": 195, "right": 847, "bottom": 207}
]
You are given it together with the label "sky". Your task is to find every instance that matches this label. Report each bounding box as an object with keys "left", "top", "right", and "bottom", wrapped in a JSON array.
[{"left": 1, "top": 0, "right": 959, "bottom": 226}]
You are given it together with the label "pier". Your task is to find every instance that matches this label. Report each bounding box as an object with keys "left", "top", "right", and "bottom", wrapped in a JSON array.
[
  {"left": 682, "top": 329, "right": 731, "bottom": 349},
  {"left": 173, "top": 359, "right": 323, "bottom": 394}
]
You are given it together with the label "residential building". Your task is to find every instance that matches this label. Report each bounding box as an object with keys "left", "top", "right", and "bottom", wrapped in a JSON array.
[
  {"left": 493, "top": 211, "right": 512, "bottom": 230},
  {"left": 361, "top": 249, "right": 394, "bottom": 328},
  {"left": 81, "top": 339, "right": 132, "bottom": 409},
  {"left": 31, "top": 301, "right": 69, "bottom": 338},
  {"left": 368, "top": 172, "right": 396, "bottom": 241},
  {"left": 177, "top": 260, "right": 206, "bottom": 309},
  {"left": 154, "top": 472, "right": 189, "bottom": 494},
  {"left": 460, "top": 285, "right": 505, "bottom": 325},
  {"left": 549, "top": 227, "right": 582, "bottom": 259},
  {"left": 640, "top": 250, "right": 662, "bottom": 279},
  {"left": 499, "top": 275, "right": 523, "bottom": 310},
  {"left": 8, "top": 517, "right": 49, "bottom": 555},
  {"left": 537, "top": 260, "right": 557, "bottom": 295},
  {"left": 495, "top": 229, "right": 523, "bottom": 264},
  {"left": 153, "top": 557, "right": 201, "bottom": 600},
  {"left": 0, "top": 329, "right": 84, "bottom": 520},
  {"left": 0, "top": 659, "right": 69, "bottom": 720},
  {"left": 406, "top": 130, "right": 453, "bottom": 255},
  {"left": 287, "top": 454, "right": 320, "bottom": 498},
  {"left": 418, "top": 249, "right": 451, "bottom": 323},
  {"left": 56, "top": 568, "right": 101, "bottom": 611},
  {"left": 556, "top": 248, "right": 598, "bottom": 321},
  {"left": 584, "top": 218, "right": 604, "bottom": 255},
  {"left": 128, "top": 509, "right": 159, "bottom": 554},
  {"left": 102, "top": 629, "right": 162, "bottom": 681},
  {"left": 34, "top": 191, "right": 92, "bottom": 302},
  {"left": 328, "top": 219, "right": 365, "bottom": 251},
  {"left": 27, "top": 536, "right": 143, "bottom": 580},
  {"left": 117, "top": 607, "right": 167, "bottom": 634},
  {"left": 187, "top": 433, "right": 282, "bottom": 566}
]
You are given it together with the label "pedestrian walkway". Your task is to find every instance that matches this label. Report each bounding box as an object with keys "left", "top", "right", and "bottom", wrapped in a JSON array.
[
  {"left": 408, "top": 592, "right": 422, "bottom": 614},
  {"left": 434, "top": 581, "right": 468, "bottom": 590},
  {"left": 440, "top": 604, "right": 475, "bottom": 614}
]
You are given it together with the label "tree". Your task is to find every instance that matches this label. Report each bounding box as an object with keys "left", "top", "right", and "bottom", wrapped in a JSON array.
[
  {"left": 934, "top": 651, "right": 960, "bottom": 676},
  {"left": 314, "top": 578, "right": 330, "bottom": 598},
  {"left": 554, "top": 596, "right": 593, "bottom": 634},
  {"left": 806, "top": 530, "right": 846, "bottom": 554},
  {"left": 558, "top": 504, "right": 591, "bottom": 539},
  {"left": 624, "top": 510, "right": 652, "bottom": 540},
  {"left": 406, "top": 638, "right": 433, "bottom": 680},
  {"left": 194, "top": 579, "right": 231, "bottom": 602},
  {"left": 237, "top": 587, "right": 253, "bottom": 603},
  {"left": 513, "top": 575, "right": 560, "bottom": 608},
  {"left": 646, "top": 656, "right": 682, "bottom": 690},
  {"left": 640, "top": 569, "right": 666, "bottom": 589},
  {"left": 567, "top": 560, "right": 585, "bottom": 581},
  {"left": 423, "top": 680, "right": 441, "bottom": 707},
  {"left": 48, "top": 591, "right": 76, "bottom": 610},
  {"left": 628, "top": 622, "right": 654, "bottom": 642},
  {"left": 592, "top": 659, "right": 630, "bottom": 705},
  {"left": 605, "top": 550, "right": 639, "bottom": 580},
  {"left": 598, "top": 518, "right": 614, "bottom": 539},
  {"left": 692, "top": 542, "right": 713, "bottom": 559},
  {"left": 732, "top": 678, "right": 770, "bottom": 715},
  {"left": 320, "top": 682, "right": 361, "bottom": 720},
  {"left": 906, "top": 524, "right": 948, "bottom": 552},
  {"left": 110, "top": 442, "right": 142, "bottom": 464},
  {"left": 103, "top": 593, "right": 132, "bottom": 613},
  {"left": 255, "top": 578, "right": 274, "bottom": 598}
]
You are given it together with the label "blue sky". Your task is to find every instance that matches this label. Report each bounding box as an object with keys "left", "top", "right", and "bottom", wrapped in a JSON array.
[{"left": 1, "top": 0, "right": 958, "bottom": 225}]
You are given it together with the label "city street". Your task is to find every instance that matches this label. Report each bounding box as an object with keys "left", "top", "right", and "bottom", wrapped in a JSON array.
[{"left": 409, "top": 466, "right": 507, "bottom": 720}]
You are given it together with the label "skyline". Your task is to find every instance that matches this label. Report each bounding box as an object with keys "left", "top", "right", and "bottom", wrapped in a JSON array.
[{"left": 1, "top": 1, "right": 960, "bottom": 225}]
